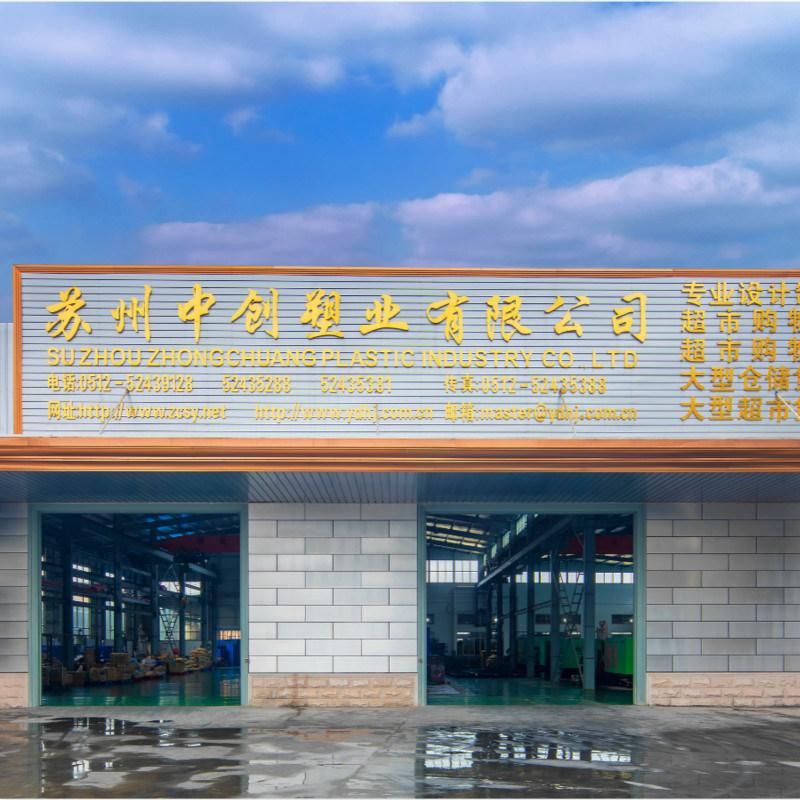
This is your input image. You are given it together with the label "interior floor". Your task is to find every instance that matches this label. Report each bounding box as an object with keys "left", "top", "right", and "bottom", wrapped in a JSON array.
[
  {"left": 42, "top": 666, "right": 241, "bottom": 707},
  {"left": 427, "top": 676, "right": 632, "bottom": 705}
]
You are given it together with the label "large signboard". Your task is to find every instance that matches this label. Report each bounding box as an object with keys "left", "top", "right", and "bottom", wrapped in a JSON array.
[{"left": 13, "top": 266, "right": 800, "bottom": 439}]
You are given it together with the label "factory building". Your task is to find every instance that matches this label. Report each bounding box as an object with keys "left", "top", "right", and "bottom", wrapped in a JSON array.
[{"left": 1, "top": 265, "right": 799, "bottom": 709}]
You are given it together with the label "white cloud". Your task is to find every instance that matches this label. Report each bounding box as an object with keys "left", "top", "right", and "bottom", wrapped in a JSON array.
[
  {"left": 395, "top": 159, "right": 800, "bottom": 267},
  {"left": 387, "top": 110, "right": 440, "bottom": 139},
  {"left": 0, "top": 14, "right": 253, "bottom": 94},
  {"left": 721, "top": 115, "right": 800, "bottom": 180},
  {"left": 0, "top": 142, "right": 91, "bottom": 198},
  {"left": 141, "top": 203, "right": 378, "bottom": 265},
  {"left": 391, "top": 5, "right": 800, "bottom": 148},
  {"left": 225, "top": 107, "right": 260, "bottom": 135}
]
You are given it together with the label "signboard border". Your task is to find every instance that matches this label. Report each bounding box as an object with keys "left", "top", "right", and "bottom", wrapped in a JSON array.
[{"left": 12, "top": 263, "right": 800, "bottom": 472}]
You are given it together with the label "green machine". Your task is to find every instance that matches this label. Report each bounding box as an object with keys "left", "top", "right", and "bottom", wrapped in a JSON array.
[{"left": 601, "top": 636, "right": 634, "bottom": 686}]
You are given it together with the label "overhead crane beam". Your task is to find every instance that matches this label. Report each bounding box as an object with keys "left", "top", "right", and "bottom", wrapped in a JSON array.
[{"left": 477, "top": 517, "right": 572, "bottom": 587}]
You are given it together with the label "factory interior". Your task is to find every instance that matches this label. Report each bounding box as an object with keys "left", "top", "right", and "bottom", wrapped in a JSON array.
[
  {"left": 425, "top": 511, "right": 636, "bottom": 705},
  {"left": 39, "top": 512, "right": 241, "bottom": 706}
]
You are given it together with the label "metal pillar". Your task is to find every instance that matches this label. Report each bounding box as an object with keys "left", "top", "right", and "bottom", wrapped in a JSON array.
[
  {"left": 60, "top": 524, "right": 75, "bottom": 668},
  {"left": 150, "top": 563, "right": 160, "bottom": 657},
  {"left": 200, "top": 576, "right": 210, "bottom": 647},
  {"left": 178, "top": 568, "right": 187, "bottom": 656},
  {"left": 113, "top": 519, "right": 124, "bottom": 653},
  {"left": 583, "top": 527, "right": 597, "bottom": 694},
  {"left": 496, "top": 576, "right": 505, "bottom": 663},
  {"left": 508, "top": 570, "right": 518, "bottom": 671},
  {"left": 485, "top": 584, "right": 493, "bottom": 659},
  {"left": 549, "top": 542, "right": 561, "bottom": 685},
  {"left": 526, "top": 557, "right": 536, "bottom": 677}
]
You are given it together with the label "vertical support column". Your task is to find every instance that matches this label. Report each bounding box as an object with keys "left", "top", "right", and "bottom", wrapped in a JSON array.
[
  {"left": 150, "top": 564, "right": 160, "bottom": 657},
  {"left": 496, "top": 576, "right": 504, "bottom": 665},
  {"left": 94, "top": 593, "right": 103, "bottom": 651},
  {"left": 583, "top": 528, "right": 596, "bottom": 694},
  {"left": 113, "top": 519, "right": 123, "bottom": 653},
  {"left": 178, "top": 567, "right": 187, "bottom": 657},
  {"left": 61, "top": 523, "right": 74, "bottom": 669},
  {"left": 209, "top": 581, "right": 217, "bottom": 659},
  {"left": 508, "top": 570, "right": 518, "bottom": 671},
  {"left": 200, "top": 576, "right": 211, "bottom": 647},
  {"left": 485, "top": 583, "right": 493, "bottom": 660},
  {"left": 549, "top": 543, "right": 561, "bottom": 685},
  {"left": 526, "top": 557, "right": 536, "bottom": 678}
]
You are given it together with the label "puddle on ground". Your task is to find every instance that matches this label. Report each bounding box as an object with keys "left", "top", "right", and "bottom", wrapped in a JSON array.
[{"left": 0, "top": 715, "right": 798, "bottom": 797}]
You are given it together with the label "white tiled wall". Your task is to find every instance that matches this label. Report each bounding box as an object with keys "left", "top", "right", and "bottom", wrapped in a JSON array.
[
  {"left": 647, "top": 502, "right": 800, "bottom": 673},
  {"left": 248, "top": 503, "right": 418, "bottom": 674},
  {"left": 0, "top": 503, "right": 28, "bottom": 677}
]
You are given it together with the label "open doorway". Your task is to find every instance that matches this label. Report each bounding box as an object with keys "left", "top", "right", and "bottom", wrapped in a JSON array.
[
  {"left": 425, "top": 511, "right": 635, "bottom": 705},
  {"left": 39, "top": 512, "right": 241, "bottom": 706}
]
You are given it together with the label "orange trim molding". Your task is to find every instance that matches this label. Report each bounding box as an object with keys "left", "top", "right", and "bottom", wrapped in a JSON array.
[{"left": 1, "top": 437, "right": 800, "bottom": 473}]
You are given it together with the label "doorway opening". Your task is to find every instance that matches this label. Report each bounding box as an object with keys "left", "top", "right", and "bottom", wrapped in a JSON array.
[
  {"left": 425, "top": 511, "right": 635, "bottom": 705},
  {"left": 39, "top": 512, "right": 241, "bottom": 706}
]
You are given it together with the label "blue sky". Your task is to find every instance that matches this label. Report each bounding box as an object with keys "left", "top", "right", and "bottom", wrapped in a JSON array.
[{"left": 3, "top": 2, "right": 800, "bottom": 319}]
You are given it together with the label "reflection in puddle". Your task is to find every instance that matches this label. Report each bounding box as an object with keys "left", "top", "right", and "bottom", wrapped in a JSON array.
[{"left": 421, "top": 727, "right": 634, "bottom": 772}]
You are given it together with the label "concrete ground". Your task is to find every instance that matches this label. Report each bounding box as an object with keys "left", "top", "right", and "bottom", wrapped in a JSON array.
[{"left": 0, "top": 704, "right": 799, "bottom": 798}]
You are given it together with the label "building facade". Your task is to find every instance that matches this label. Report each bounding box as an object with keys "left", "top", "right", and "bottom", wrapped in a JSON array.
[{"left": 1, "top": 266, "right": 800, "bottom": 708}]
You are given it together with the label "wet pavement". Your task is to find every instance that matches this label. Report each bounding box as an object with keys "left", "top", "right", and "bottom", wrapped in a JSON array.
[{"left": 0, "top": 704, "right": 799, "bottom": 797}]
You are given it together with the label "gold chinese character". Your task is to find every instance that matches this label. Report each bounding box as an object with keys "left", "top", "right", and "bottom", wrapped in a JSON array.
[
  {"left": 301, "top": 289, "right": 343, "bottom": 339},
  {"left": 680, "top": 365, "right": 705, "bottom": 391},
  {"left": 112, "top": 285, "right": 152, "bottom": 342},
  {"left": 768, "top": 396, "right": 790, "bottom": 422},
  {"left": 682, "top": 281, "right": 706, "bottom": 307},
  {"left": 177, "top": 283, "right": 216, "bottom": 343},
  {"left": 766, "top": 366, "right": 790, "bottom": 392},
  {"left": 738, "top": 396, "right": 762, "bottom": 421},
  {"left": 787, "top": 309, "right": 800, "bottom": 334},
  {"left": 752, "top": 337, "right": 777, "bottom": 362},
  {"left": 769, "top": 281, "right": 788, "bottom": 306},
  {"left": 460, "top": 402, "right": 475, "bottom": 423},
  {"left": 45, "top": 287, "right": 93, "bottom": 341},
  {"left": 360, "top": 294, "right": 409, "bottom": 335},
  {"left": 709, "top": 281, "right": 734, "bottom": 306},
  {"left": 231, "top": 288, "right": 279, "bottom": 338},
  {"left": 612, "top": 292, "right": 647, "bottom": 343},
  {"left": 753, "top": 308, "right": 777, "bottom": 333},
  {"left": 486, "top": 295, "right": 531, "bottom": 342},
  {"left": 709, "top": 396, "right": 733, "bottom": 421},
  {"left": 681, "top": 338, "right": 706, "bottom": 363},
  {"left": 680, "top": 396, "right": 705, "bottom": 421},
  {"left": 739, "top": 365, "right": 762, "bottom": 391},
  {"left": 710, "top": 367, "right": 734, "bottom": 393},
  {"left": 427, "top": 291, "right": 469, "bottom": 345},
  {"left": 461, "top": 375, "right": 475, "bottom": 393},
  {"left": 444, "top": 375, "right": 459, "bottom": 393},
  {"left": 444, "top": 402, "right": 459, "bottom": 422},
  {"left": 681, "top": 308, "right": 706, "bottom": 334},
  {"left": 739, "top": 281, "right": 763, "bottom": 306},
  {"left": 545, "top": 295, "right": 590, "bottom": 336},
  {"left": 790, "top": 338, "right": 800, "bottom": 363},
  {"left": 717, "top": 309, "right": 741, "bottom": 335},
  {"left": 718, "top": 338, "right": 741, "bottom": 363}
]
